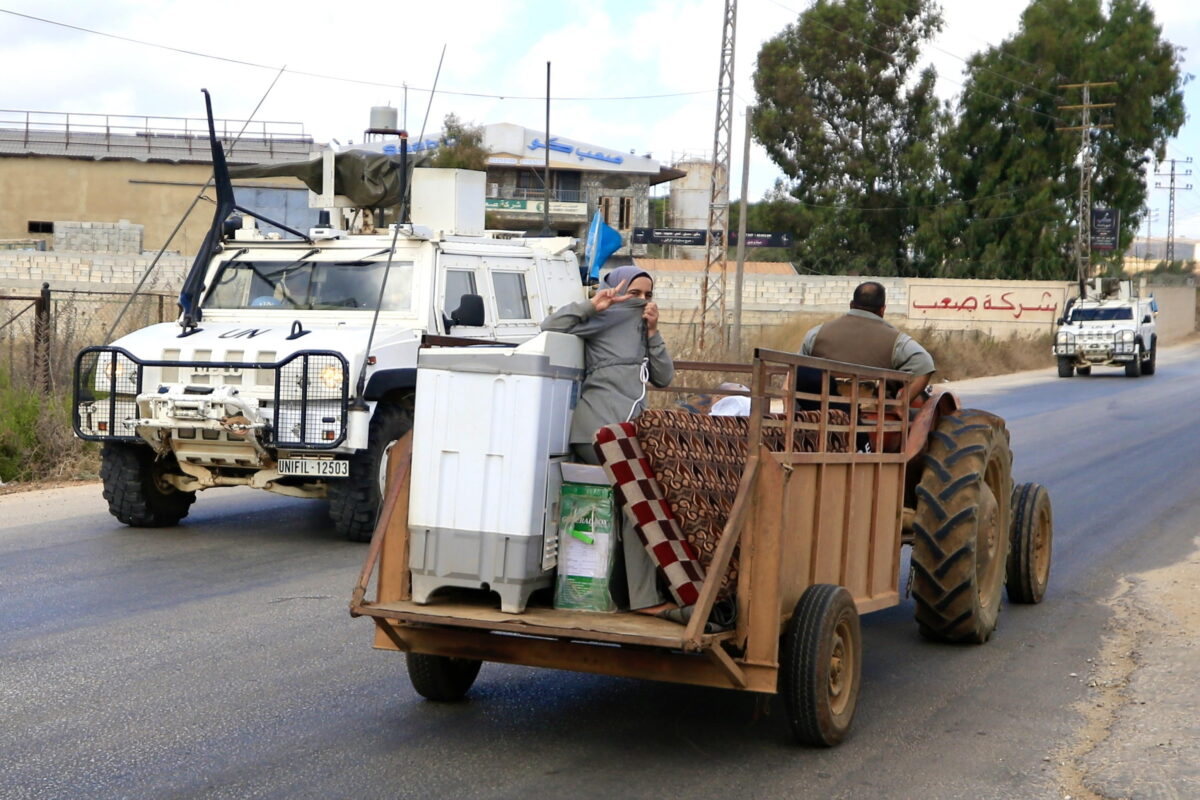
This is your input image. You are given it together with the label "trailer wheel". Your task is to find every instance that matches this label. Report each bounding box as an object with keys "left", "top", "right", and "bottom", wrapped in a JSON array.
[
  {"left": 100, "top": 442, "right": 195, "bottom": 527},
  {"left": 1124, "top": 347, "right": 1142, "bottom": 377},
  {"left": 1076, "top": 365, "right": 1091, "bottom": 376},
  {"left": 329, "top": 398, "right": 413, "bottom": 542},
  {"left": 1056, "top": 358, "right": 1074, "bottom": 378},
  {"left": 911, "top": 410, "right": 1013, "bottom": 643},
  {"left": 1006, "top": 482, "right": 1053, "bottom": 604},
  {"left": 778, "top": 584, "right": 861, "bottom": 747},
  {"left": 406, "top": 653, "right": 482, "bottom": 702}
]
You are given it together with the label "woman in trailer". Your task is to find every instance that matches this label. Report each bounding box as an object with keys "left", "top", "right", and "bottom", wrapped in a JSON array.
[{"left": 540, "top": 265, "right": 674, "bottom": 610}]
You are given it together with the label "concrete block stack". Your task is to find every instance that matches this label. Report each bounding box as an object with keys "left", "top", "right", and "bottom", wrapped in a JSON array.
[{"left": 53, "top": 220, "right": 144, "bottom": 255}]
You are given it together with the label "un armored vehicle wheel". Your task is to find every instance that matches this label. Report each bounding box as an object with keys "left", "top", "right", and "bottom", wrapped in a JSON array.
[
  {"left": 1057, "top": 358, "right": 1074, "bottom": 378},
  {"left": 1124, "top": 349, "right": 1143, "bottom": 377},
  {"left": 100, "top": 442, "right": 195, "bottom": 527},
  {"left": 1143, "top": 340, "right": 1157, "bottom": 375},
  {"left": 328, "top": 399, "right": 413, "bottom": 542},
  {"left": 779, "top": 584, "right": 862, "bottom": 746},
  {"left": 406, "top": 652, "right": 483, "bottom": 701},
  {"left": 911, "top": 410, "right": 1013, "bottom": 643},
  {"left": 1007, "top": 482, "right": 1053, "bottom": 604}
]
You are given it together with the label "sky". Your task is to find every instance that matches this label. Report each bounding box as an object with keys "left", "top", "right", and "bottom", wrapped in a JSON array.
[{"left": 1, "top": 0, "right": 1197, "bottom": 241}]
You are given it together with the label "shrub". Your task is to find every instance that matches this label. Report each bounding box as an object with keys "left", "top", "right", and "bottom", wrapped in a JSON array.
[{"left": 0, "top": 370, "right": 97, "bottom": 484}]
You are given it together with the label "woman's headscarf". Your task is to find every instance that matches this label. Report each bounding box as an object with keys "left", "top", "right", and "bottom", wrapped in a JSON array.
[{"left": 601, "top": 265, "right": 652, "bottom": 291}]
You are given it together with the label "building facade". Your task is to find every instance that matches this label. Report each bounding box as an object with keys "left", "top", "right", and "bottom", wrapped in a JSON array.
[
  {"left": 0, "top": 109, "right": 317, "bottom": 256},
  {"left": 363, "top": 122, "right": 684, "bottom": 256}
]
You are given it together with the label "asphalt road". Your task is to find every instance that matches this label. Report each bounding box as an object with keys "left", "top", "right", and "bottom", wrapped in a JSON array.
[{"left": 4, "top": 343, "right": 1200, "bottom": 799}]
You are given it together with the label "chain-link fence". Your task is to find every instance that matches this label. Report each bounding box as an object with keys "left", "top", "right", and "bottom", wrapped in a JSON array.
[{"left": 0, "top": 284, "right": 175, "bottom": 393}]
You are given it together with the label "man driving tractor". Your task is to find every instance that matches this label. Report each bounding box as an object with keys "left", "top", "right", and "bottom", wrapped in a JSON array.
[{"left": 800, "top": 281, "right": 935, "bottom": 406}]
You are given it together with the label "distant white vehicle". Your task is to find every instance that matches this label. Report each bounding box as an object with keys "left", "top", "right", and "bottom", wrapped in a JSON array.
[
  {"left": 1052, "top": 278, "right": 1157, "bottom": 378},
  {"left": 73, "top": 91, "right": 586, "bottom": 541}
]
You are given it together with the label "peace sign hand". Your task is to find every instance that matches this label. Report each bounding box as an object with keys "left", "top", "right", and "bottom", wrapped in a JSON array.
[{"left": 590, "top": 278, "right": 633, "bottom": 312}]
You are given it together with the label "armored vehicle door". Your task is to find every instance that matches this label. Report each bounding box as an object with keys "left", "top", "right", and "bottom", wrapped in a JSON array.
[{"left": 438, "top": 254, "right": 494, "bottom": 340}]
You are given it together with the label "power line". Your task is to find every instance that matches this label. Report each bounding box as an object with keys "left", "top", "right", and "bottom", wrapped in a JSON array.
[
  {"left": 0, "top": 7, "right": 713, "bottom": 102},
  {"left": 786, "top": 186, "right": 1034, "bottom": 212}
]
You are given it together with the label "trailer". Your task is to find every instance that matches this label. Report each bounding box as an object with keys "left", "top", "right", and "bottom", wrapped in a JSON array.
[{"left": 350, "top": 347, "right": 1053, "bottom": 745}]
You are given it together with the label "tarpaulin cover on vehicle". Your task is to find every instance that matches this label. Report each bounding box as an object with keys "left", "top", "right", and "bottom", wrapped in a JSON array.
[{"left": 228, "top": 149, "right": 432, "bottom": 207}]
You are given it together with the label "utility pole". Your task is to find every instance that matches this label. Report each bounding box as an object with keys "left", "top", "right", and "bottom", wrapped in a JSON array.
[
  {"left": 699, "top": 0, "right": 736, "bottom": 351},
  {"left": 541, "top": 61, "right": 553, "bottom": 237},
  {"left": 732, "top": 106, "right": 752, "bottom": 354},
  {"left": 1155, "top": 158, "right": 1193, "bottom": 264},
  {"left": 1059, "top": 81, "right": 1115, "bottom": 297},
  {"left": 1142, "top": 206, "right": 1159, "bottom": 260}
]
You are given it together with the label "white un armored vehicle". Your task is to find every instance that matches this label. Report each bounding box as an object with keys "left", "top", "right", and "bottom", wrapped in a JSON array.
[
  {"left": 73, "top": 92, "right": 586, "bottom": 540},
  {"left": 1053, "top": 277, "right": 1157, "bottom": 378}
]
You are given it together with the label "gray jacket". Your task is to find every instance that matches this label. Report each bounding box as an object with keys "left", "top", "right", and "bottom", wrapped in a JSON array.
[{"left": 540, "top": 299, "right": 674, "bottom": 445}]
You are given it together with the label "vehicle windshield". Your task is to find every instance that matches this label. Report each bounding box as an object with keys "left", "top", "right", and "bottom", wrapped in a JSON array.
[
  {"left": 203, "top": 259, "right": 414, "bottom": 311},
  {"left": 1069, "top": 307, "right": 1133, "bottom": 323}
]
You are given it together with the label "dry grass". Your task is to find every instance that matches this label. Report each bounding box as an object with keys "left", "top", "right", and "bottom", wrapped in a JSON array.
[
  {"left": 660, "top": 313, "right": 1053, "bottom": 383},
  {"left": 0, "top": 380, "right": 99, "bottom": 486}
]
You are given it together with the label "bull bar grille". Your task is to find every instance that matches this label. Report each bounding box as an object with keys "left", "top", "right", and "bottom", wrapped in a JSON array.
[{"left": 73, "top": 346, "right": 350, "bottom": 448}]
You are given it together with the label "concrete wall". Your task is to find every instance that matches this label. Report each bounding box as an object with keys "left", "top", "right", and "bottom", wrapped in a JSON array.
[
  {"left": 1146, "top": 285, "right": 1196, "bottom": 343},
  {"left": 3, "top": 253, "right": 1193, "bottom": 343},
  {"left": 651, "top": 271, "right": 1197, "bottom": 341},
  {"left": 0, "top": 251, "right": 189, "bottom": 294}
]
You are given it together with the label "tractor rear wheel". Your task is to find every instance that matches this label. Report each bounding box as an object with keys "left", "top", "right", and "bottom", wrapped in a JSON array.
[
  {"left": 1007, "top": 483, "right": 1053, "bottom": 604},
  {"left": 406, "top": 653, "right": 482, "bottom": 702},
  {"left": 911, "top": 410, "right": 1013, "bottom": 643},
  {"left": 778, "top": 584, "right": 861, "bottom": 747}
]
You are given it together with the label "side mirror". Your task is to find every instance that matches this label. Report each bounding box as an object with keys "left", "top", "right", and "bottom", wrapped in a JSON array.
[
  {"left": 449, "top": 294, "right": 486, "bottom": 328},
  {"left": 1056, "top": 317, "right": 1066, "bottom": 326},
  {"left": 1143, "top": 315, "right": 1152, "bottom": 324}
]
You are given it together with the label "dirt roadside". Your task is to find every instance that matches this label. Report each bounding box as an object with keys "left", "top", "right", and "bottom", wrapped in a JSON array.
[{"left": 1058, "top": 536, "right": 1200, "bottom": 799}]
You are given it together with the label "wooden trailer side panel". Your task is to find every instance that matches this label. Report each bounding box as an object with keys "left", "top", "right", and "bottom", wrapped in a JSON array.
[
  {"left": 780, "top": 460, "right": 903, "bottom": 615},
  {"left": 739, "top": 451, "right": 904, "bottom": 669}
]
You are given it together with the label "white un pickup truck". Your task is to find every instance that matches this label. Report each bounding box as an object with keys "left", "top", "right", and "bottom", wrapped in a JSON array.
[{"left": 1052, "top": 278, "right": 1157, "bottom": 378}]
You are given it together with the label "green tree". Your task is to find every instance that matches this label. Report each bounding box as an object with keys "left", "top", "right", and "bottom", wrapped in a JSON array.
[
  {"left": 751, "top": 0, "right": 946, "bottom": 276},
  {"left": 429, "top": 113, "right": 488, "bottom": 170},
  {"left": 932, "top": 0, "right": 1187, "bottom": 279}
]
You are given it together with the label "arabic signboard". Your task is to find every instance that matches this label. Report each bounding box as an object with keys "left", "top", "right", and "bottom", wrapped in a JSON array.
[
  {"left": 729, "top": 231, "right": 794, "bottom": 247},
  {"left": 485, "top": 198, "right": 588, "bottom": 218},
  {"left": 908, "top": 283, "right": 1066, "bottom": 323},
  {"left": 631, "top": 228, "right": 794, "bottom": 247},
  {"left": 1091, "top": 208, "right": 1120, "bottom": 251},
  {"left": 631, "top": 227, "right": 708, "bottom": 246}
]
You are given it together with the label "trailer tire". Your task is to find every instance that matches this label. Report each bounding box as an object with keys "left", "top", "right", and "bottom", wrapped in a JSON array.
[
  {"left": 406, "top": 653, "right": 482, "bottom": 702},
  {"left": 1057, "top": 358, "right": 1074, "bottom": 378},
  {"left": 1124, "top": 347, "right": 1142, "bottom": 377},
  {"left": 329, "top": 398, "right": 413, "bottom": 542},
  {"left": 778, "top": 584, "right": 861, "bottom": 747},
  {"left": 911, "top": 410, "right": 1013, "bottom": 643},
  {"left": 1007, "top": 482, "right": 1053, "bottom": 604},
  {"left": 100, "top": 442, "right": 195, "bottom": 527}
]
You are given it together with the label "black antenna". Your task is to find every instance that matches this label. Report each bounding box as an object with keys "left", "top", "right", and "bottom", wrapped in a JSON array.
[
  {"left": 179, "top": 89, "right": 317, "bottom": 334},
  {"left": 352, "top": 132, "right": 409, "bottom": 411},
  {"left": 107, "top": 67, "right": 286, "bottom": 342}
]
